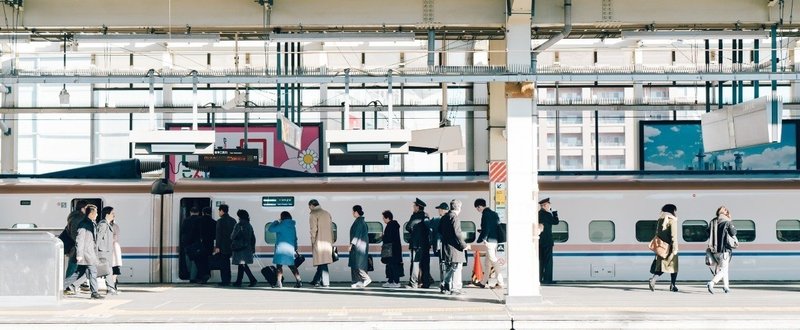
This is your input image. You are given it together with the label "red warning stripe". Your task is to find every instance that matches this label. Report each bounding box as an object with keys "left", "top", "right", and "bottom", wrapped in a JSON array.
[{"left": 489, "top": 161, "right": 507, "bottom": 183}]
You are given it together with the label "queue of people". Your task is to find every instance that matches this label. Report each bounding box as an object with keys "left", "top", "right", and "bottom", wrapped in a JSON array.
[{"left": 61, "top": 196, "right": 738, "bottom": 296}]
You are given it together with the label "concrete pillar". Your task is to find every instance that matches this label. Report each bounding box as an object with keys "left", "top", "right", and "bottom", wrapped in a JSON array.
[
  {"left": 488, "top": 40, "right": 507, "bottom": 163},
  {"left": 504, "top": 11, "right": 539, "bottom": 304}
]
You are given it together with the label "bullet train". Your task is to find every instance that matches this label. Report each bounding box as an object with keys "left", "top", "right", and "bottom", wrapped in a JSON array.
[{"left": 2, "top": 173, "right": 799, "bottom": 284}]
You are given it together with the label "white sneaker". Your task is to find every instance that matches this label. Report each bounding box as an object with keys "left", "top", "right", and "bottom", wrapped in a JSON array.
[
  {"left": 362, "top": 278, "right": 372, "bottom": 287},
  {"left": 351, "top": 282, "right": 364, "bottom": 288},
  {"left": 390, "top": 283, "right": 402, "bottom": 288},
  {"left": 382, "top": 282, "right": 392, "bottom": 288}
]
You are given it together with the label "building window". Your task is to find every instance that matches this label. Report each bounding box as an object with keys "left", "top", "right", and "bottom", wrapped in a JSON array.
[{"left": 589, "top": 220, "right": 615, "bottom": 242}]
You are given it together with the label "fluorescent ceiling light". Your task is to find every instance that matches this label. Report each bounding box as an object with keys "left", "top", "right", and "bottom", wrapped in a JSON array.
[
  {"left": 0, "top": 34, "right": 31, "bottom": 44},
  {"left": 368, "top": 41, "right": 425, "bottom": 47},
  {"left": 621, "top": 30, "right": 769, "bottom": 40},
  {"left": 75, "top": 33, "right": 220, "bottom": 44},
  {"left": 166, "top": 42, "right": 208, "bottom": 48},
  {"left": 78, "top": 42, "right": 130, "bottom": 49},
  {"left": 268, "top": 32, "right": 415, "bottom": 42}
]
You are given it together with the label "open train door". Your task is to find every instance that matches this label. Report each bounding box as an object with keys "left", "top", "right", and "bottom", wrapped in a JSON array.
[{"left": 175, "top": 197, "right": 211, "bottom": 282}]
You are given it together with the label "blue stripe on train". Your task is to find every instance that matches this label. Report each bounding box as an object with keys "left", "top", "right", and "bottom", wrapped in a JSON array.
[{"left": 121, "top": 251, "right": 800, "bottom": 260}]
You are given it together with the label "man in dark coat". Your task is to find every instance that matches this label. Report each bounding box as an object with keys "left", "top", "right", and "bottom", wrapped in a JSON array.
[
  {"left": 438, "top": 199, "right": 470, "bottom": 295},
  {"left": 191, "top": 207, "right": 217, "bottom": 284},
  {"left": 475, "top": 198, "right": 505, "bottom": 288},
  {"left": 214, "top": 204, "right": 237, "bottom": 286},
  {"left": 538, "top": 197, "right": 560, "bottom": 285},
  {"left": 182, "top": 207, "right": 203, "bottom": 283},
  {"left": 63, "top": 200, "right": 89, "bottom": 288},
  {"left": 406, "top": 198, "right": 432, "bottom": 289},
  {"left": 430, "top": 202, "right": 449, "bottom": 285}
]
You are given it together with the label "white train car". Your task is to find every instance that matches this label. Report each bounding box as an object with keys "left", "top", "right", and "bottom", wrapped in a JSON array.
[
  {"left": 547, "top": 175, "right": 800, "bottom": 281},
  {"left": 0, "top": 179, "right": 159, "bottom": 283},
  {"left": 3, "top": 174, "right": 799, "bottom": 284}
]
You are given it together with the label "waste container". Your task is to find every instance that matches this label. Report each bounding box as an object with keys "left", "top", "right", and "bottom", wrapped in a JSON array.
[{"left": 0, "top": 231, "right": 63, "bottom": 306}]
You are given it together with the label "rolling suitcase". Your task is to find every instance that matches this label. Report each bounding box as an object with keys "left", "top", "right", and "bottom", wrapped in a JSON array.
[{"left": 261, "top": 265, "right": 278, "bottom": 287}]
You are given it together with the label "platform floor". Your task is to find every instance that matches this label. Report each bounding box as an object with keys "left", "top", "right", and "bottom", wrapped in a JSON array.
[{"left": 2, "top": 281, "right": 800, "bottom": 329}]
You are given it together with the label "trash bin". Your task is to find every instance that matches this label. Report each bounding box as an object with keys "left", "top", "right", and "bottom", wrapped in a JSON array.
[{"left": 0, "top": 231, "right": 63, "bottom": 306}]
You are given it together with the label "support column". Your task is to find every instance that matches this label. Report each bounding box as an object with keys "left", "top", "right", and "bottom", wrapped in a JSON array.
[
  {"left": 504, "top": 10, "right": 539, "bottom": 304},
  {"left": 0, "top": 83, "right": 17, "bottom": 174}
]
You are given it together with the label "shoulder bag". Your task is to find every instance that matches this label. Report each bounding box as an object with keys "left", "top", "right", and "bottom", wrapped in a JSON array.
[{"left": 648, "top": 235, "right": 670, "bottom": 259}]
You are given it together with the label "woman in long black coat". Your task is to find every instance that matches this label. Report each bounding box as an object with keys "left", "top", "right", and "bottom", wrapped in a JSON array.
[
  {"left": 380, "top": 210, "right": 403, "bottom": 288},
  {"left": 230, "top": 209, "right": 257, "bottom": 287}
]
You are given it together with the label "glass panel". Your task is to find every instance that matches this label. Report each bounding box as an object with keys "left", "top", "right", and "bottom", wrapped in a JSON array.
[
  {"left": 589, "top": 220, "right": 615, "bottom": 243},
  {"left": 732, "top": 220, "right": 755, "bottom": 242},
  {"left": 682, "top": 220, "right": 709, "bottom": 242},
  {"left": 635, "top": 220, "right": 658, "bottom": 242},
  {"left": 366, "top": 222, "right": 383, "bottom": 244},
  {"left": 777, "top": 219, "right": 800, "bottom": 242},
  {"left": 264, "top": 222, "right": 277, "bottom": 245},
  {"left": 552, "top": 221, "right": 569, "bottom": 243},
  {"left": 460, "top": 221, "right": 476, "bottom": 243}
]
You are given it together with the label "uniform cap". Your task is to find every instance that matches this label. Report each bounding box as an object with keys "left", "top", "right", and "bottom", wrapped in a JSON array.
[
  {"left": 435, "top": 202, "right": 449, "bottom": 210},
  {"left": 538, "top": 197, "right": 551, "bottom": 205},
  {"left": 414, "top": 198, "right": 427, "bottom": 207}
]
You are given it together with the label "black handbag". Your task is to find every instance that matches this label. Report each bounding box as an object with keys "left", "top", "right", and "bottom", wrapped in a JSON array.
[
  {"left": 294, "top": 252, "right": 306, "bottom": 267},
  {"left": 380, "top": 243, "right": 392, "bottom": 258},
  {"left": 332, "top": 246, "right": 339, "bottom": 262},
  {"left": 367, "top": 255, "right": 374, "bottom": 272}
]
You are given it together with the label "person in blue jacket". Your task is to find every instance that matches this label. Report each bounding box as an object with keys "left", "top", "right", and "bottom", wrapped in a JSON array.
[{"left": 268, "top": 211, "right": 302, "bottom": 288}]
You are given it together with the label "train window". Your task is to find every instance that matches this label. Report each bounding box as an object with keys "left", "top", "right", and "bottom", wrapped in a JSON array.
[
  {"left": 776, "top": 220, "right": 800, "bottom": 242},
  {"left": 635, "top": 220, "right": 658, "bottom": 242},
  {"left": 264, "top": 222, "right": 277, "bottom": 245},
  {"left": 367, "top": 222, "right": 383, "bottom": 244},
  {"left": 332, "top": 223, "right": 338, "bottom": 243},
  {"left": 11, "top": 223, "right": 37, "bottom": 229},
  {"left": 402, "top": 222, "right": 411, "bottom": 243},
  {"left": 553, "top": 221, "right": 569, "bottom": 243},
  {"left": 682, "top": 220, "right": 709, "bottom": 242},
  {"left": 589, "top": 220, "right": 615, "bottom": 243},
  {"left": 732, "top": 220, "right": 756, "bottom": 242},
  {"left": 461, "top": 221, "right": 476, "bottom": 243}
]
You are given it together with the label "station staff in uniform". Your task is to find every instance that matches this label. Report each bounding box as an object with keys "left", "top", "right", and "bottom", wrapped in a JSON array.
[{"left": 538, "top": 198, "right": 559, "bottom": 285}]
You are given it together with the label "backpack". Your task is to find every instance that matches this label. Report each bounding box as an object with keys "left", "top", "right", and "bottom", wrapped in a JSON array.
[
  {"left": 58, "top": 226, "right": 75, "bottom": 255},
  {"left": 725, "top": 222, "right": 739, "bottom": 249},
  {"left": 496, "top": 223, "right": 507, "bottom": 244}
]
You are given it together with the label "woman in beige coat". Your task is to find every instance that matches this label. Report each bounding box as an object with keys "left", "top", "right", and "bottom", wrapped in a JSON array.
[
  {"left": 648, "top": 204, "right": 680, "bottom": 292},
  {"left": 308, "top": 199, "right": 334, "bottom": 288}
]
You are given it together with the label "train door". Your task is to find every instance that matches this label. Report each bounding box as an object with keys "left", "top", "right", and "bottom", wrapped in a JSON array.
[
  {"left": 72, "top": 198, "right": 103, "bottom": 214},
  {"left": 178, "top": 198, "right": 211, "bottom": 281}
]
